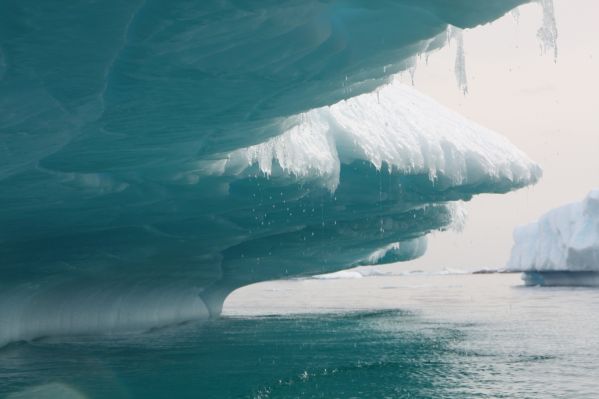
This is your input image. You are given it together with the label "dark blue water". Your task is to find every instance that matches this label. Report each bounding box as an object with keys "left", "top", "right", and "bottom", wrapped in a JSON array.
[{"left": 2, "top": 274, "right": 599, "bottom": 398}]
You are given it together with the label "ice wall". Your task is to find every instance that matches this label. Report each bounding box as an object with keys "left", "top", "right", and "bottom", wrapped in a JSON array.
[
  {"left": 508, "top": 190, "right": 599, "bottom": 272},
  {"left": 0, "top": 0, "right": 541, "bottom": 345}
]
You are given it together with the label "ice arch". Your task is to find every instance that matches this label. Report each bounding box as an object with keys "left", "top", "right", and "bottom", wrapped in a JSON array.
[{"left": 0, "top": 0, "right": 546, "bottom": 345}]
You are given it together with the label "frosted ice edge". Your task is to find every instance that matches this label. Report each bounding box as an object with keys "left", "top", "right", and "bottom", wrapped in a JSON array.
[{"left": 213, "top": 81, "right": 541, "bottom": 192}]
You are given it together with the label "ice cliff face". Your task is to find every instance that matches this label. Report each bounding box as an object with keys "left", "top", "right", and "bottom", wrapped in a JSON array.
[
  {"left": 508, "top": 190, "right": 599, "bottom": 272},
  {"left": 0, "top": 0, "right": 543, "bottom": 345}
]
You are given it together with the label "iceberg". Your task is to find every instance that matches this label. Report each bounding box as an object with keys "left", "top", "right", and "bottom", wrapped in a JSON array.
[
  {"left": 0, "top": 0, "right": 545, "bottom": 345},
  {"left": 508, "top": 190, "right": 599, "bottom": 285}
]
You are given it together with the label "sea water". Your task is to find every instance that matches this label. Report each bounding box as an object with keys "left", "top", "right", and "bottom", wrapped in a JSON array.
[{"left": 1, "top": 273, "right": 598, "bottom": 398}]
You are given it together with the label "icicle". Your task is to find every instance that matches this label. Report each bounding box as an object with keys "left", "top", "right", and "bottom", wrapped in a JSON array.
[
  {"left": 449, "top": 202, "right": 468, "bottom": 232},
  {"left": 510, "top": 7, "right": 521, "bottom": 24},
  {"left": 452, "top": 28, "right": 468, "bottom": 95},
  {"left": 408, "top": 65, "right": 416, "bottom": 85},
  {"left": 537, "top": 0, "right": 558, "bottom": 62}
]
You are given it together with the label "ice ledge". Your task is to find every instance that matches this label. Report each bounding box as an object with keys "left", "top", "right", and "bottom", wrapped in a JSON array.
[{"left": 208, "top": 80, "right": 542, "bottom": 193}]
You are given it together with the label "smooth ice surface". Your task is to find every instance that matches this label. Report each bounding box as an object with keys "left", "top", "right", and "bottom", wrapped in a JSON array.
[
  {"left": 508, "top": 189, "right": 599, "bottom": 272},
  {"left": 0, "top": 283, "right": 209, "bottom": 348},
  {"left": 0, "top": 0, "right": 541, "bottom": 345}
]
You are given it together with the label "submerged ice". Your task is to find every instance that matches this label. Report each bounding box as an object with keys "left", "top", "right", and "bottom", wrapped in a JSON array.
[{"left": 0, "top": 0, "right": 546, "bottom": 345}]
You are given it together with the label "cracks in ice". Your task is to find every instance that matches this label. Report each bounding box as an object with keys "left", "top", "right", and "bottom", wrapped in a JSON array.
[{"left": 99, "top": 0, "right": 148, "bottom": 114}]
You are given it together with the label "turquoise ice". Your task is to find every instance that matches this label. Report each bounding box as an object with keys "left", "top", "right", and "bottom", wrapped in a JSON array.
[{"left": 0, "top": 0, "right": 545, "bottom": 344}]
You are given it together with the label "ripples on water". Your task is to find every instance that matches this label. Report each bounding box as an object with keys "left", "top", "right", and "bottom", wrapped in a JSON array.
[{"left": 1, "top": 274, "right": 599, "bottom": 398}]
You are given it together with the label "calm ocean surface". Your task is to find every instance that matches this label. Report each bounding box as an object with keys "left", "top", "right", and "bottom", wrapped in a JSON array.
[{"left": 2, "top": 273, "right": 599, "bottom": 398}]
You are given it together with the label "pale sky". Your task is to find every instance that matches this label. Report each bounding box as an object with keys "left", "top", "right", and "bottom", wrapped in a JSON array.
[{"left": 393, "top": 0, "right": 599, "bottom": 271}]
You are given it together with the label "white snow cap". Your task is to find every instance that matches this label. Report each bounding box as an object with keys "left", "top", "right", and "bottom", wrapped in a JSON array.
[{"left": 218, "top": 79, "right": 541, "bottom": 192}]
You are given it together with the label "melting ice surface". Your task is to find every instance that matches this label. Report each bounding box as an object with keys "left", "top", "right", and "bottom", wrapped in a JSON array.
[
  {"left": 508, "top": 190, "right": 599, "bottom": 286},
  {"left": 0, "top": 0, "right": 551, "bottom": 345}
]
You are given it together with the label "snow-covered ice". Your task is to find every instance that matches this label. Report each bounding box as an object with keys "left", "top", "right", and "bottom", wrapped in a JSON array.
[{"left": 508, "top": 189, "right": 599, "bottom": 272}]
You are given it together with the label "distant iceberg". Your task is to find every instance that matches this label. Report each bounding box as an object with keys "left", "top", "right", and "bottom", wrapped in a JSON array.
[
  {"left": 0, "top": 0, "right": 546, "bottom": 345},
  {"left": 508, "top": 189, "right": 599, "bottom": 286}
]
